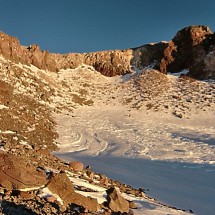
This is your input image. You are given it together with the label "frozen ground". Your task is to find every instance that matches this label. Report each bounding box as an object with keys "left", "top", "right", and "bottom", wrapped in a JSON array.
[
  {"left": 1, "top": 56, "right": 214, "bottom": 214},
  {"left": 54, "top": 106, "right": 215, "bottom": 215}
]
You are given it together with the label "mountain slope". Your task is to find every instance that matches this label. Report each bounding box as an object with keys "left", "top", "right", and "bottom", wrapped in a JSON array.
[{"left": 0, "top": 26, "right": 214, "bottom": 214}]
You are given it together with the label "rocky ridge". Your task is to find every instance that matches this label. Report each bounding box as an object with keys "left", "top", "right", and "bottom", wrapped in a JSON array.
[{"left": 1, "top": 25, "right": 215, "bottom": 79}]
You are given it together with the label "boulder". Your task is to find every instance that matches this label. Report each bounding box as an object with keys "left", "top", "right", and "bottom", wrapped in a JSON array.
[
  {"left": 100, "top": 176, "right": 109, "bottom": 187},
  {"left": 69, "top": 161, "right": 84, "bottom": 172},
  {"left": 46, "top": 172, "right": 99, "bottom": 212},
  {"left": 129, "top": 201, "right": 137, "bottom": 209},
  {"left": 19, "top": 191, "right": 34, "bottom": 200},
  {"left": 87, "top": 171, "right": 94, "bottom": 180},
  {"left": 106, "top": 187, "right": 129, "bottom": 213},
  {"left": 0, "top": 153, "right": 46, "bottom": 190},
  {"left": 46, "top": 195, "right": 57, "bottom": 203},
  {"left": 46, "top": 172, "right": 74, "bottom": 206}
]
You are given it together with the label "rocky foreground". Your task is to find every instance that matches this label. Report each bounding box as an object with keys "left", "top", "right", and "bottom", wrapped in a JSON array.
[
  {"left": 0, "top": 152, "right": 145, "bottom": 214},
  {"left": 0, "top": 25, "right": 214, "bottom": 214}
]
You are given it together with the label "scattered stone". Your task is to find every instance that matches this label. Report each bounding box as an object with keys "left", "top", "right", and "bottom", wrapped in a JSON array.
[
  {"left": 4, "top": 189, "right": 12, "bottom": 197},
  {"left": 19, "top": 191, "right": 34, "bottom": 200},
  {"left": 36, "top": 148, "right": 50, "bottom": 156},
  {"left": 129, "top": 201, "right": 137, "bottom": 209},
  {"left": 100, "top": 177, "right": 109, "bottom": 187},
  {"left": 88, "top": 172, "right": 94, "bottom": 180},
  {"left": 106, "top": 187, "right": 129, "bottom": 213},
  {"left": 46, "top": 171, "right": 75, "bottom": 205},
  {"left": 46, "top": 195, "right": 57, "bottom": 203},
  {"left": 172, "top": 111, "right": 183, "bottom": 118},
  {"left": 46, "top": 172, "right": 100, "bottom": 212},
  {"left": 69, "top": 161, "right": 84, "bottom": 172}
]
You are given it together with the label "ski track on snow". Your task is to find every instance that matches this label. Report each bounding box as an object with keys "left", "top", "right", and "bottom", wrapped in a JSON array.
[{"left": 55, "top": 107, "right": 215, "bottom": 164}]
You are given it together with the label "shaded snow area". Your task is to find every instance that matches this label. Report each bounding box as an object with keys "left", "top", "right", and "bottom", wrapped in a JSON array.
[{"left": 168, "top": 69, "right": 189, "bottom": 77}]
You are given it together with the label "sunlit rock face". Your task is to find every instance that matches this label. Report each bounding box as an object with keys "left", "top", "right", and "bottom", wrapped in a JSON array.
[{"left": 0, "top": 25, "right": 215, "bottom": 79}]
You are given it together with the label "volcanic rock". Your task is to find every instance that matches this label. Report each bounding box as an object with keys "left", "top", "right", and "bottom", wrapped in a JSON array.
[
  {"left": 19, "top": 191, "right": 34, "bottom": 200},
  {"left": 46, "top": 195, "right": 57, "bottom": 203},
  {"left": 0, "top": 153, "right": 46, "bottom": 190},
  {"left": 189, "top": 32, "right": 215, "bottom": 79},
  {"left": 106, "top": 187, "right": 129, "bottom": 213},
  {"left": 0, "top": 31, "right": 133, "bottom": 76},
  {"left": 131, "top": 41, "right": 168, "bottom": 72},
  {"left": 69, "top": 161, "right": 84, "bottom": 172},
  {"left": 129, "top": 201, "right": 137, "bottom": 209},
  {"left": 87, "top": 171, "right": 95, "bottom": 180},
  {"left": 167, "top": 25, "right": 212, "bottom": 74},
  {"left": 100, "top": 176, "right": 109, "bottom": 187},
  {"left": 0, "top": 25, "right": 215, "bottom": 80},
  {"left": 46, "top": 172, "right": 99, "bottom": 212},
  {"left": 46, "top": 171, "right": 75, "bottom": 205}
]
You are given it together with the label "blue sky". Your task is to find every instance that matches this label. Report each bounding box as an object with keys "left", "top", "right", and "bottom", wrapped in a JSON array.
[{"left": 0, "top": 0, "right": 215, "bottom": 53}]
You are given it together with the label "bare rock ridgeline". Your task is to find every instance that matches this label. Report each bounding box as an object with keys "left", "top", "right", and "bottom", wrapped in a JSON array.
[
  {"left": 0, "top": 32, "right": 132, "bottom": 76},
  {"left": 0, "top": 25, "right": 215, "bottom": 79}
]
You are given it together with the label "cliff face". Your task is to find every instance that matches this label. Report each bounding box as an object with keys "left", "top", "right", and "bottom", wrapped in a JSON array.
[
  {"left": 162, "top": 25, "right": 214, "bottom": 79},
  {"left": 0, "top": 25, "right": 215, "bottom": 79},
  {"left": 0, "top": 32, "right": 133, "bottom": 76}
]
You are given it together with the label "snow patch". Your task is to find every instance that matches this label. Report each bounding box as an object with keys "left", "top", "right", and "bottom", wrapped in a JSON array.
[
  {"left": 0, "top": 130, "right": 16, "bottom": 134},
  {"left": 38, "top": 187, "right": 64, "bottom": 205},
  {"left": 169, "top": 69, "right": 189, "bottom": 77},
  {"left": 0, "top": 104, "right": 9, "bottom": 109}
]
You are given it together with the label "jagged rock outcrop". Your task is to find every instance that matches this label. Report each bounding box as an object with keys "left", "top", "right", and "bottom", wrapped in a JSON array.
[
  {"left": 131, "top": 42, "right": 169, "bottom": 72},
  {"left": 132, "top": 25, "right": 215, "bottom": 79},
  {"left": 162, "top": 25, "right": 213, "bottom": 78},
  {"left": 189, "top": 32, "right": 215, "bottom": 79},
  {"left": 1, "top": 25, "right": 215, "bottom": 79},
  {"left": 0, "top": 31, "right": 132, "bottom": 76}
]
